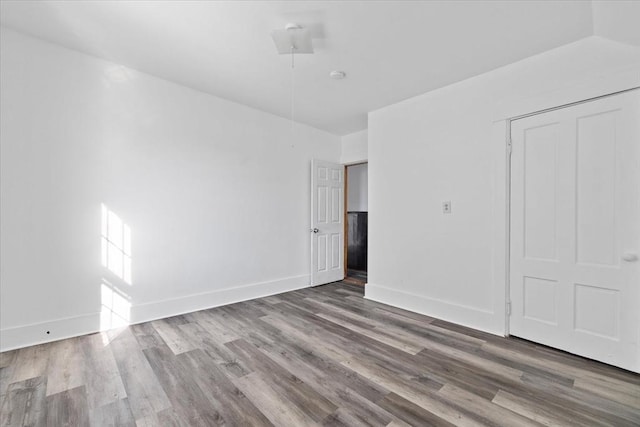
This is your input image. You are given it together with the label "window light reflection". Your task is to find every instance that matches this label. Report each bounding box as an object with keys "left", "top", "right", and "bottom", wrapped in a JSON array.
[
  {"left": 100, "top": 279, "right": 131, "bottom": 330},
  {"left": 101, "top": 204, "right": 132, "bottom": 285}
]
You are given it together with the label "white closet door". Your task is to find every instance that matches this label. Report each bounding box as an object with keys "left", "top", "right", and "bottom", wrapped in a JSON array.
[{"left": 510, "top": 90, "right": 640, "bottom": 372}]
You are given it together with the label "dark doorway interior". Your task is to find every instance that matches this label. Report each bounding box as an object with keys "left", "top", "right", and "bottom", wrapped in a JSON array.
[
  {"left": 345, "top": 163, "right": 368, "bottom": 285},
  {"left": 347, "top": 212, "right": 367, "bottom": 278}
]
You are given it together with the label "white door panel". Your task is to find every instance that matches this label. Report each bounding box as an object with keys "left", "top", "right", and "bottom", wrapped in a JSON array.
[
  {"left": 311, "top": 159, "right": 344, "bottom": 285},
  {"left": 510, "top": 90, "right": 640, "bottom": 372}
]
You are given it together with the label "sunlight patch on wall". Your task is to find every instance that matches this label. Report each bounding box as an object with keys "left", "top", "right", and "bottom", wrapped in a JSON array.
[
  {"left": 100, "top": 204, "right": 133, "bottom": 332},
  {"left": 100, "top": 279, "right": 131, "bottom": 331},
  {"left": 101, "top": 204, "right": 132, "bottom": 284}
]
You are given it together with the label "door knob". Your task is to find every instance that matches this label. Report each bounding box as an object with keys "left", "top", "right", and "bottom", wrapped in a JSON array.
[
  {"left": 311, "top": 228, "right": 319, "bottom": 233},
  {"left": 622, "top": 253, "right": 638, "bottom": 262}
]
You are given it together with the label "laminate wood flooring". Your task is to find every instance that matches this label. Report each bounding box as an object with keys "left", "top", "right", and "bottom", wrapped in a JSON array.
[{"left": 1, "top": 282, "right": 639, "bottom": 426}]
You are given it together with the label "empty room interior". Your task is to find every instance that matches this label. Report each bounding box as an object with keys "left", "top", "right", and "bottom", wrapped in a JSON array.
[{"left": 1, "top": 1, "right": 640, "bottom": 425}]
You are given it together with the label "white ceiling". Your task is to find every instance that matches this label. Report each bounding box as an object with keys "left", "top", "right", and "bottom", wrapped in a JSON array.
[{"left": 0, "top": 1, "right": 634, "bottom": 136}]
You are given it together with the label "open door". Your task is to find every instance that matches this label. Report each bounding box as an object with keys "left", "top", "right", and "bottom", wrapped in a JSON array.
[{"left": 311, "top": 159, "right": 345, "bottom": 285}]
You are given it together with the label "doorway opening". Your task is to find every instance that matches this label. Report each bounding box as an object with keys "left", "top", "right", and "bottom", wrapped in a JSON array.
[{"left": 344, "top": 162, "right": 368, "bottom": 285}]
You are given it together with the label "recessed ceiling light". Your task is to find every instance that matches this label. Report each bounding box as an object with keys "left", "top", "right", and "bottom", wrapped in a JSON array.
[{"left": 329, "top": 71, "right": 346, "bottom": 80}]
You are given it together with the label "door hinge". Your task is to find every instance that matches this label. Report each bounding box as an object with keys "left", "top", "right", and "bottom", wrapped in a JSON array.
[{"left": 506, "top": 300, "right": 512, "bottom": 316}]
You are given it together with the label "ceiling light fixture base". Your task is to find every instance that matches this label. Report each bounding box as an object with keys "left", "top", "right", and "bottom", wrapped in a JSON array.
[{"left": 271, "top": 23, "right": 314, "bottom": 54}]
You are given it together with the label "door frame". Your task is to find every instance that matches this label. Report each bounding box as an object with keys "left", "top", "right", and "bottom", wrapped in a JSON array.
[
  {"left": 504, "top": 86, "right": 640, "bottom": 337},
  {"left": 343, "top": 161, "right": 369, "bottom": 278}
]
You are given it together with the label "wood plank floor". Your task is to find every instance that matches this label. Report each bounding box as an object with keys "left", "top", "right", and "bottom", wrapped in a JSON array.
[{"left": 1, "top": 282, "right": 639, "bottom": 426}]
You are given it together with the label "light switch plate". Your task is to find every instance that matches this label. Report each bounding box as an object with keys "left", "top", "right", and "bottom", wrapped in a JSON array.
[{"left": 443, "top": 201, "right": 452, "bottom": 214}]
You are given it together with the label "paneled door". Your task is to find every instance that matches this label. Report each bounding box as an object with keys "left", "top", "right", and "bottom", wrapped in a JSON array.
[
  {"left": 510, "top": 90, "right": 640, "bottom": 372},
  {"left": 311, "top": 159, "right": 345, "bottom": 285}
]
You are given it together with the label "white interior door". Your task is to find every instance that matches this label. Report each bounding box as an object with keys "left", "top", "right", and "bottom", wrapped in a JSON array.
[
  {"left": 311, "top": 159, "right": 345, "bottom": 285},
  {"left": 510, "top": 90, "right": 640, "bottom": 372}
]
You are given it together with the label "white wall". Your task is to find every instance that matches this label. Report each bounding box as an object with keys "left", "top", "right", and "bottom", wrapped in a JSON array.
[
  {"left": 366, "top": 36, "right": 640, "bottom": 335},
  {"left": 347, "top": 163, "right": 368, "bottom": 212},
  {"left": 593, "top": 0, "right": 640, "bottom": 46},
  {"left": 341, "top": 129, "right": 368, "bottom": 164},
  {"left": 0, "top": 28, "right": 340, "bottom": 351}
]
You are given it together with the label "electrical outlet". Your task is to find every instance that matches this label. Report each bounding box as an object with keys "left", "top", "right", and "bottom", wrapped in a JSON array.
[{"left": 443, "top": 201, "right": 452, "bottom": 214}]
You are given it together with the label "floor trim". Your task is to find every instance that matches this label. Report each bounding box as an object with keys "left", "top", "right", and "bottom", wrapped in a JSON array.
[{"left": 0, "top": 274, "right": 310, "bottom": 352}]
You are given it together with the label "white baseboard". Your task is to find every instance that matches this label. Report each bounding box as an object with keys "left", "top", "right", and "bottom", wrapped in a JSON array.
[
  {"left": 0, "top": 312, "right": 102, "bottom": 353},
  {"left": 129, "top": 274, "right": 310, "bottom": 324},
  {"left": 364, "top": 283, "right": 504, "bottom": 337},
  {"left": 0, "top": 274, "right": 310, "bottom": 352}
]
